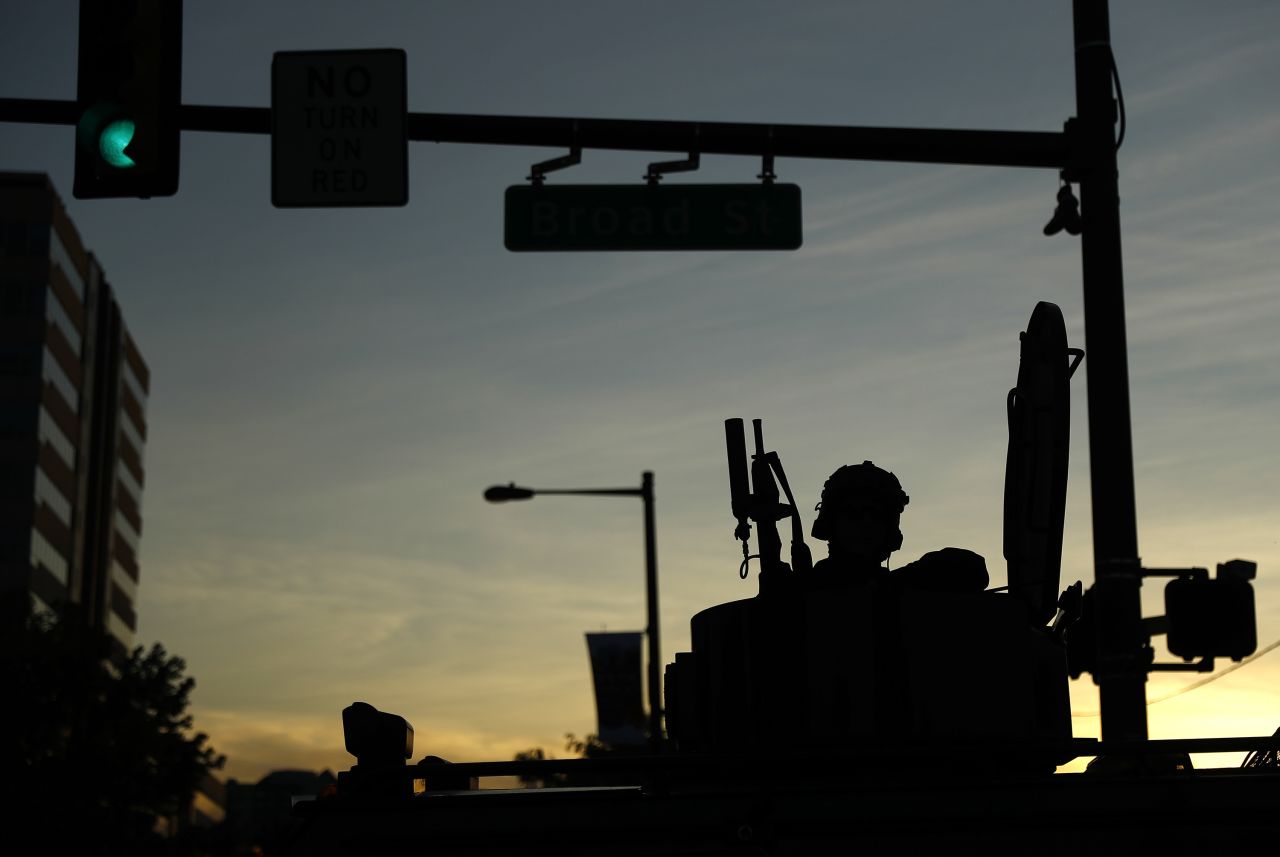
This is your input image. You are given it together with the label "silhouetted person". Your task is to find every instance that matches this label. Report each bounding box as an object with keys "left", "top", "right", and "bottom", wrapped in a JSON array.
[{"left": 808, "top": 461, "right": 988, "bottom": 592}]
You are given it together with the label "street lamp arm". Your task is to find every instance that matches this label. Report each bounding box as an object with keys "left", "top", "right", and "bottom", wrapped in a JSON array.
[
  {"left": 533, "top": 487, "right": 645, "bottom": 498},
  {"left": 484, "top": 483, "right": 645, "bottom": 502}
]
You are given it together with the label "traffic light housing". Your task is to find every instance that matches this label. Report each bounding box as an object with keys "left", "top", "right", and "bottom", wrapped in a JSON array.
[
  {"left": 74, "top": 0, "right": 182, "bottom": 199},
  {"left": 1165, "top": 562, "right": 1258, "bottom": 662}
]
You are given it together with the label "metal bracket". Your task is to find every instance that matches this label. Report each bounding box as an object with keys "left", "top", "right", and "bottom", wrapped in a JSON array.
[
  {"left": 1061, "top": 118, "right": 1083, "bottom": 184},
  {"left": 757, "top": 128, "right": 777, "bottom": 183},
  {"left": 528, "top": 146, "right": 582, "bottom": 186},
  {"left": 646, "top": 126, "right": 701, "bottom": 185},
  {"left": 1067, "top": 347, "right": 1085, "bottom": 378},
  {"left": 1149, "top": 657, "right": 1215, "bottom": 673},
  {"left": 645, "top": 150, "right": 700, "bottom": 185},
  {"left": 757, "top": 154, "right": 777, "bottom": 184},
  {"left": 1141, "top": 566, "right": 1209, "bottom": 580}
]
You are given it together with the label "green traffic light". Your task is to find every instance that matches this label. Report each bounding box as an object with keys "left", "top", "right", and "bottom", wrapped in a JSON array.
[{"left": 98, "top": 119, "right": 137, "bottom": 169}]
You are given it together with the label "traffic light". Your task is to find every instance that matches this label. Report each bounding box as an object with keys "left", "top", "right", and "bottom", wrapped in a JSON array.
[
  {"left": 1165, "top": 562, "right": 1258, "bottom": 662},
  {"left": 74, "top": 0, "right": 182, "bottom": 199}
]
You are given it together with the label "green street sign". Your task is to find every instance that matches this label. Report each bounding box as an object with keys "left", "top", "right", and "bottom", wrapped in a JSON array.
[{"left": 504, "top": 183, "right": 802, "bottom": 251}]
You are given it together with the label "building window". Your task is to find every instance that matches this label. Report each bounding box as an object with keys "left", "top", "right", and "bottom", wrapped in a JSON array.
[
  {"left": 49, "top": 229, "right": 85, "bottom": 300},
  {"left": 31, "top": 591, "right": 57, "bottom": 619},
  {"left": 30, "top": 527, "right": 69, "bottom": 586},
  {"left": 121, "top": 362, "right": 148, "bottom": 411},
  {"left": 114, "top": 507, "right": 140, "bottom": 552},
  {"left": 45, "top": 290, "right": 82, "bottom": 357},
  {"left": 111, "top": 557, "right": 138, "bottom": 601},
  {"left": 37, "top": 407, "right": 76, "bottom": 469},
  {"left": 35, "top": 468, "right": 73, "bottom": 526},
  {"left": 117, "top": 457, "right": 144, "bottom": 500},
  {"left": 106, "top": 610, "right": 134, "bottom": 649},
  {"left": 119, "top": 405, "right": 146, "bottom": 454},
  {"left": 41, "top": 349, "right": 79, "bottom": 413}
]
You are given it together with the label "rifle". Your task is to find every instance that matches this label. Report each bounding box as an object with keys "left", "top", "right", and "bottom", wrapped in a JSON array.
[{"left": 724, "top": 418, "right": 813, "bottom": 591}]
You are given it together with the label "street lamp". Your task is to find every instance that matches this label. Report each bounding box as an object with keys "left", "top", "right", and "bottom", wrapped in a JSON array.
[{"left": 485, "top": 471, "right": 662, "bottom": 753}]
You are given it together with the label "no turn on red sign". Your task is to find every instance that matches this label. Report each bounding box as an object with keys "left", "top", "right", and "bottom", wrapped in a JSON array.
[{"left": 271, "top": 49, "right": 408, "bottom": 207}]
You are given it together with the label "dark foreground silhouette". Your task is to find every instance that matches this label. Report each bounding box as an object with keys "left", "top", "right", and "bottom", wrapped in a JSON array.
[
  {"left": 662, "top": 302, "right": 1077, "bottom": 767},
  {"left": 286, "top": 303, "right": 1280, "bottom": 856}
]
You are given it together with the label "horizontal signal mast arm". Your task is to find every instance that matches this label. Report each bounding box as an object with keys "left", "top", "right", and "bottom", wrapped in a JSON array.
[
  {"left": 413, "top": 113, "right": 1071, "bottom": 170},
  {"left": 0, "top": 96, "right": 1070, "bottom": 170}
]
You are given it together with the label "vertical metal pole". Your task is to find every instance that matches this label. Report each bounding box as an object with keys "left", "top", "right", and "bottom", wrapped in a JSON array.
[
  {"left": 641, "top": 471, "right": 663, "bottom": 752},
  {"left": 1073, "top": 0, "right": 1148, "bottom": 741}
]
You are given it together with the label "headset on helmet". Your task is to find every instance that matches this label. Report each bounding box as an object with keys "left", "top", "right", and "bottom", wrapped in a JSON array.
[{"left": 810, "top": 461, "right": 909, "bottom": 552}]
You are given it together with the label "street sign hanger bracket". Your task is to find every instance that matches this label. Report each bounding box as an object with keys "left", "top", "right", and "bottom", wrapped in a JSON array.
[
  {"left": 528, "top": 121, "right": 582, "bottom": 186},
  {"left": 757, "top": 127, "right": 777, "bottom": 184},
  {"left": 758, "top": 153, "right": 777, "bottom": 185},
  {"left": 645, "top": 150, "right": 699, "bottom": 185},
  {"left": 646, "top": 125, "right": 700, "bottom": 185},
  {"left": 528, "top": 146, "right": 581, "bottom": 186}
]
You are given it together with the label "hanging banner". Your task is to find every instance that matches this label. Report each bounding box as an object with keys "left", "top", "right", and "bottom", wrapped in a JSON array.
[{"left": 585, "top": 631, "right": 647, "bottom": 748}]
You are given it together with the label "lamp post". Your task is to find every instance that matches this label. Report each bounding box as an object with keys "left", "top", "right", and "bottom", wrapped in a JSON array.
[{"left": 484, "top": 472, "right": 662, "bottom": 753}]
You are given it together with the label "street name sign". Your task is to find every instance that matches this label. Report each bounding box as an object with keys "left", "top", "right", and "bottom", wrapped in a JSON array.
[
  {"left": 504, "top": 184, "right": 802, "bottom": 251},
  {"left": 272, "top": 49, "right": 407, "bottom": 207}
]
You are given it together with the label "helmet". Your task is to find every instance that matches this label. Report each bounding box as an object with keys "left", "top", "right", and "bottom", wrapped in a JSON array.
[{"left": 811, "top": 461, "right": 909, "bottom": 544}]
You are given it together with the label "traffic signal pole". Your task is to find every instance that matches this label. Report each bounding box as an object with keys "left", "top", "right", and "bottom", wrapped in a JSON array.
[
  {"left": 0, "top": 0, "right": 1147, "bottom": 742},
  {"left": 1072, "top": 0, "right": 1147, "bottom": 743}
]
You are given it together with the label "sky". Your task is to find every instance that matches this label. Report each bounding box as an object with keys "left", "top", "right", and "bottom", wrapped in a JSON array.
[{"left": 3, "top": 1, "right": 1280, "bottom": 780}]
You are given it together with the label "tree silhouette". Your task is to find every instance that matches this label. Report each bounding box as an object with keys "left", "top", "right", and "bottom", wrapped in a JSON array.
[{"left": 1, "top": 593, "right": 224, "bottom": 856}]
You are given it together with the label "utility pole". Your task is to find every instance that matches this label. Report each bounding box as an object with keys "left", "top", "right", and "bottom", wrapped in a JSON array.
[{"left": 1072, "top": 0, "right": 1147, "bottom": 742}]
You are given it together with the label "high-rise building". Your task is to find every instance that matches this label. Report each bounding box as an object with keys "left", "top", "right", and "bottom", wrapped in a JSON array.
[{"left": 1, "top": 171, "right": 150, "bottom": 660}]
